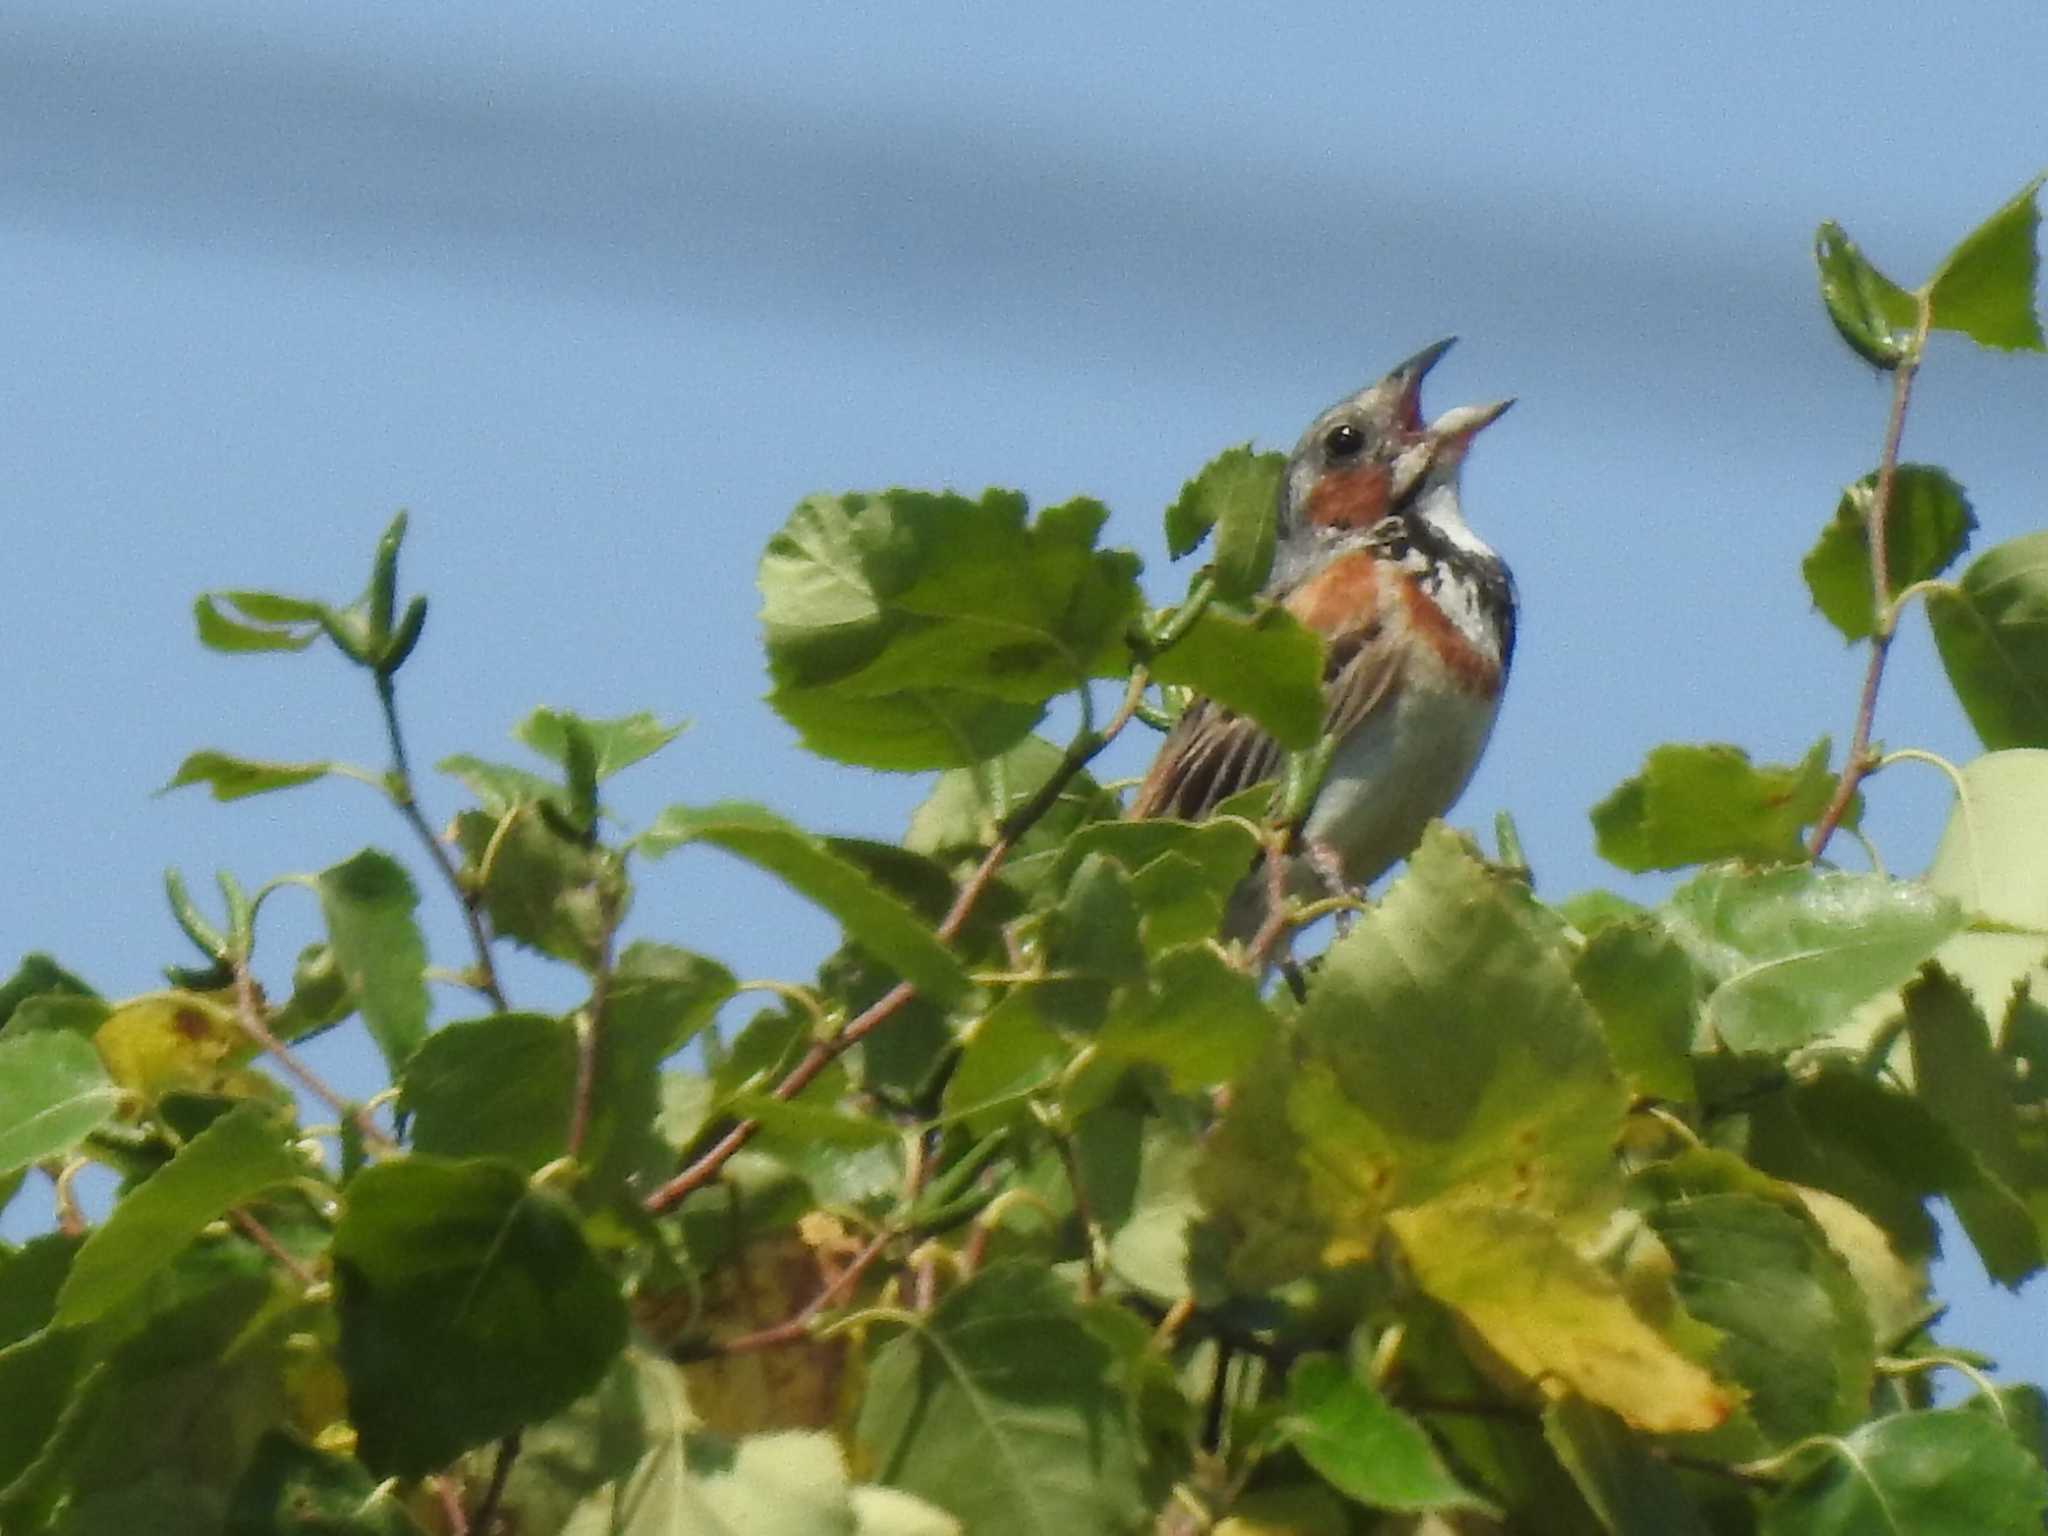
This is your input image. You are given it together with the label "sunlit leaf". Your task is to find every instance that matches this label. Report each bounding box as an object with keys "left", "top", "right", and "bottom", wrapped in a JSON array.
[
  {"left": 638, "top": 802, "right": 971, "bottom": 1005},
  {"left": 162, "top": 750, "right": 337, "bottom": 802},
  {"left": 1161, "top": 442, "right": 1287, "bottom": 598},
  {"left": 516, "top": 707, "right": 686, "bottom": 781},
  {"left": 759, "top": 488, "right": 1142, "bottom": 769},
  {"left": 0, "top": 1031, "right": 118, "bottom": 1177},
  {"left": 1660, "top": 866, "right": 1961, "bottom": 1052},
  {"left": 1283, "top": 1355, "right": 1493, "bottom": 1515},
  {"left": 192, "top": 591, "right": 324, "bottom": 654},
  {"left": 55, "top": 1102, "right": 308, "bottom": 1327},
  {"left": 1930, "top": 534, "right": 2048, "bottom": 749},
  {"left": 1593, "top": 740, "right": 1843, "bottom": 871},
  {"left": 318, "top": 850, "right": 430, "bottom": 1073},
  {"left": 1925, "top": 176, "right": 2047, "bottom": 352},
  {"left": 1146, "top": 602, "right": 1324, "bottom": 749},
  {"left": 1762, "top": 1408, "right": 2047, "bottom": 1535}
]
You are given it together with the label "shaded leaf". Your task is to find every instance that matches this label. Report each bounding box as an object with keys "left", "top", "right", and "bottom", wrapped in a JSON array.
[
  {"left": 1283, "top": 1355, "right": 1493, "bottom": 1515},
  {"left": 0, "top": 953, "right": 98, "bottom": 1032},
  {"left": 1930, "top": 534, "right": 2048, "bottom": 749},
  {"left": 1814, "top": 222, "right": 1918, "bottom": 368},
  {"left": 163, "top": 750, "right": 336, "bottom": 802},
  {"left": 332, "top": 1158, "right": 628, "bottom": 1477},
  {"left": 0, "top": 1030, "right": 118, "bottom": 1177},
  {"left": 1592, "top": 740, "right": 1841, "bottom": 871},
  {"left": 1660, "top": 866, "right": 1961, "bottom": 1053},
  {"left": 452, "top": 808, "right": 621, "bottom": 971},
  {"left": 1543, "top": 1395, "right": 1711, "bottom": 1536},
  {"left": 1803, "top": 466, "right": 1976, "bottom": 642},
  {"left": 402, "top": 1013, "right": 576, "bottom": 1171},
  {"left": 1147, "top": 602, "right": 1324, "bottom": 750},
  {"left": 1631, "top": 1150, "right": 1873, "bottom": 1450},
  {"left": 318, "top": 850, "right": 430, "bottom": 1073},
  {"left": 55, "top": 1102, "right": 308, "bottom": 1327},
  {"left": 1926, "top": 175, "right": 2047, "bottom": 352},
  {"left": 1092, "top": 943, "right": 1272, "bottom": 1094},
  {"left": 856, "top": 1262, "right": 1145, "bottom": 1536},
  {"left": 638, "top": 802, "right": 971, "bottom": 1005},
  {"left": 227, "top": 1432, "right": 422, "bottom": 1536}
]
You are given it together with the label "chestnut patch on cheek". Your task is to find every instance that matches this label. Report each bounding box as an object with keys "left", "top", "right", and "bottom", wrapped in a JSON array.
[{"left": 1305, "top": 464, "right": 1391, "bottom": 529}]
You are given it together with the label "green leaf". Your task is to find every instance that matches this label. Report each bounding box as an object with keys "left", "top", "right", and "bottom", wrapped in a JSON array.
[
  {"left": 856, "top": 1262, "right": 1145, "bottom": 1536},
  {"left": 1161, "top": 443, "right": 1287, "bottom": 597},
  {"left": 1592, "top": 740, "right": 1842, "bottom": 871},
  {"left": 192, "top": 591, "right": 323, "bottom": 653},
  {"left": 1283, "top": 1355, "right": 1493, "bottom": 1515},
  {"left": 759, "top": 488, "right": 1142, "bottom": 770},
  {"left": 402, "top": 1013, "right": 576, "bottom": 1171},
  {"left": 1930, "top": 534, "right": 2048, "bottom": 749},
  {"left": 332, "top": 1157, "right": 629, "bottom": 1477},
  {"left": 1632, "top": 1150, "right": 1874, "bottom": 1450},
  {"left": 638, "top": 802, "right": 972, "bottom": 1005},
  {"left": 227, "top": 1432, "right": 422, "bottom": 1536},
  {"left": 451, "top": 808, "right": 622, "bottom": 971},
  {"left": 1803, "top": 466, "right": 1977, "bottom": 642},
  {"left": 1903, "top": 966, "right": 2045, "bottom": 1284},
  {"left": 1199, "top": 826, "right": 1627, "bottom": 1288},
  {"left": 0, "top": 1030, "right": 118, "bottom": 1177},
  {"left": 268, "top": 942, "right": 357, "bottom": 1045},
  {"left": 1660, "top": 866, "right": 1962, "bottom": 1053},
  {"left": 725, "top": 1093, "right": 903, "bottom": 1208},
  {"left": 1814, "top": 221, "right": 1920, "bottom": 368},
  {"left": 0, "top": 1235, "right": 76, "bottom": 1349},
  {"left": 1146, "top": 602, "right": 1325, "bottom": 749},
  {"left": 517, "top": 707, "right": 686, "bottom": 782},
  {"left": 1926, "top": 176, "right": 2047, "bottom": 352},
  {"left": 942, "top": 992, "right": 1067, "bottom": 1134},
  {"left": 54, "top": 1101, "right": 308, "bottom": 1327},
  {"left": 609, "top": 941, "right": 737, "bottom": 1059},
  {"left": 1910, "top": 750, "right": 2048, "bottom": 1024},
  {"left": 436, "top": 753, "right": 567, "bottom": 815},
  {"left": 1542, "top": 1396, "right": 1711, "bottom": 1536},
  {"left": 318, "top": 850, "right": 430, "bottom": 1072},
  {"left": 1762, "top": 1409, "right": 2048, "bottom": 1535},
  {"left": 4, "top": 1245, "right": 293, "bottom": 1531},
  {"left": 906, "top": 735, "right": 1116, "bottom": 870},
  {"left": 162, "top": 749, "right": 337, "bottom": 801},
  {"left": 1092, "top": 944, "right": 1272, "bottom": 1094},
  {"left": 0, "top": 953, "right": 98, "bottom": 1032},
  {"left": 1571, "top": 919, "right": 1699, "bottom": 1103}
]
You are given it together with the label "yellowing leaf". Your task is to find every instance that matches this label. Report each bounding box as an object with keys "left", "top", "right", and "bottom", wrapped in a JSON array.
[
  {"left": 1391, "top": 1200, "right": 1735, "bottom": 1436},
  {"left": 93, "top": 990, "right": 273, "bottom": 1103}
]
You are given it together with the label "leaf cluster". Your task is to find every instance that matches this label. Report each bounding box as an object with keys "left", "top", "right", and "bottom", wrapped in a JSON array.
[{"left": 5, "top": 178, "right": 2048, "bottom": 1534}]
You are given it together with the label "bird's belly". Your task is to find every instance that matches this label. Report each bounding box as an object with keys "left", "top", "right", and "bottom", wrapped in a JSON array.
[{"left": 1301, "top": 682, "right": 1501, "bottom": 887}]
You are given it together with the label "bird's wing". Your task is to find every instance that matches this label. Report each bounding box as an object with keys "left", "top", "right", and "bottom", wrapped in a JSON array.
[{"left": 1128, "top": 565, "right": 1406, "bottom": 822}]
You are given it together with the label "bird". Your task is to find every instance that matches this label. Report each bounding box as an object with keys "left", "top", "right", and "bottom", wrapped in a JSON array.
[{"left": 1127, "top": 339, "right": 1516, "bottom": 937}]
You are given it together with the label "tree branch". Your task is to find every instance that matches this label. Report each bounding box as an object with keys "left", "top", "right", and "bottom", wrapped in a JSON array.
[
  {"left": 643, "top": 675, "right": 1147, "bottom": 1216},
  {"left": 1808, "top": 314, "right": 1929, "bottom": 860}
]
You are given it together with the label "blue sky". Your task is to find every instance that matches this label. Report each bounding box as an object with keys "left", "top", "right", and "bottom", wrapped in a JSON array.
[{"left": 4, "top": 2, "right": 2045, "bottom": 1379}]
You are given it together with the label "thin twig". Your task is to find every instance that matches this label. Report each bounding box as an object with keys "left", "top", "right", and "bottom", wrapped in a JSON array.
[
  {"left": 709, "top": 1227, "right": 895, "bottom": 1355},
  {"left": 469, "top": 1432, "right": 521, "bottom": 1535},
  {"left": 1045, "top": 1115, "right": 1106, "bottom": 1300},
  {"left": 644, "top": 676, "right": 1148, "bottom": 1215},
  {"left": 377, "top": 676, "right": 509, "bottom": 1012},
  {"left": 1808, "top": 315, "right": 1928, "bottom": 860},
  {"left": 230, "top": 954, "right": 396, "bottom": 1154},
  {"left": 228, "top": 1207, "right": 320, "bottom": 1289}
]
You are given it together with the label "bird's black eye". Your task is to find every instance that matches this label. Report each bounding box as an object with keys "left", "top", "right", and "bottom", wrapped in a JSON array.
[{"left": 1324, "top": 422, "right": 1366, "bottom": 459}]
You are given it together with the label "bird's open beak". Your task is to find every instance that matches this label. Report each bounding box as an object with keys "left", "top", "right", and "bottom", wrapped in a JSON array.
[
  {"left": 1431, "top": 397, "right": 1516, "bottom": 442},
  {"left": 1387, "top": 337, "right": 1458, "bottom": 432}
]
